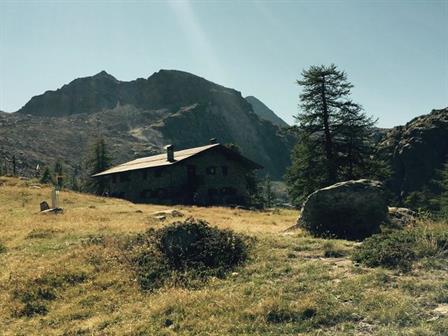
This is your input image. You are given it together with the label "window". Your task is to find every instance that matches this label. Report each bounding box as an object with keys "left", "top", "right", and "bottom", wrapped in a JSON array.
[
  {"left": 221, "top": 166, "right": 228, "bottom": 176},
  {"left": 206, "top": 166, "right": 216, "bottom": 175}
]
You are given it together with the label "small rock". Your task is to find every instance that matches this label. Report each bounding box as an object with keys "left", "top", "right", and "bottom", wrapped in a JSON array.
[
  {"left": 154, "top": 215, "right": 166, "bottom": 221},
  {"left": 434, "top": 304, "right": 448, "bottom": 315},
  {"left": 388, "top": 207, "right": 417, "bottom": 228},
  {"left": 152, "top": 209, "right": 184, "bottom": 218},
  {"left": 40, "top": 207, "right": 64, "bottom": 214},
  {"left": 427, "top": 316, "right": 439, "bottom": 322},
  {"left": 163, "top": 319, "right": 174, "bottom": 328},
  {"left": 40, "top": 201, "right": 50, "bottom": 212}
]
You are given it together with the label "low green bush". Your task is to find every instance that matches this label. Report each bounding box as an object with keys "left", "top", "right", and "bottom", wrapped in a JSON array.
[
  {"left": 126, "top": 218, "right": 250, "bottom": 291},
  {"left": 352, "top": 231, "right": 416, "bottom": 271},
  {"left": 0, "top": 242, "right": 6, "bottom": 254},
  {"left": 353, "top": 227, "right": 448, "bottom": 272}
]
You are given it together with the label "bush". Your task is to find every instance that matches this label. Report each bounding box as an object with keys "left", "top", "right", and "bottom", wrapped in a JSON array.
[
  {"left": 127, "top": 218, "right": 250, "bottom": 290},
  {"left": 353, "top": 226, "right": 448, "bottom": 272},
  {"left": 0, "top": 242, "right": 6, "bottom": 254},
  {"left": 352, "top": 231, "right": 417, "bottom": 272}
]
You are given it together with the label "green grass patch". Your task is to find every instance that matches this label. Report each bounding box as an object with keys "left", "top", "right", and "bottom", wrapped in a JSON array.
[
  {"left": 0, "top": 241, "right": 6, "bottom": 254},
  {"left": 10, "top": 269, "right": 89, "bottom": 317}
]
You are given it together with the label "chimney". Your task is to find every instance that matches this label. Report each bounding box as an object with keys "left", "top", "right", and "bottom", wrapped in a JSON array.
[
  {"left": 165, "top": 144, "right": 174, "bottom": 162},
  {"left": 209, "top": 138, "right": 218, "bottom": 144}
]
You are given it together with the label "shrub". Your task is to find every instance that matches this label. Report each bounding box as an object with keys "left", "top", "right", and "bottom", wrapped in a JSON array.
[
  {"left": 352, "top": 231, "right": 417, "bottom": 272},
  {"left": 353, "top": 226, "right": 448, "bottom": 272},
  {"left": 127, "top": 218, "right": 250, "bottom": 290},
  {"left": 0, "top": 242, "right": 6, "bottom": 254}
]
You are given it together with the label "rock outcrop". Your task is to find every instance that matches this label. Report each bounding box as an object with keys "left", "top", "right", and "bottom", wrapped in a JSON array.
[
  {"left": 245, "top": 96, "right": 288, "bottom": 128},
  {"left": 379, "top": 108, "right": 448, "bottom": 200},
  {"left": 297, "top": 179, "right": 388, "bottom": 240}
]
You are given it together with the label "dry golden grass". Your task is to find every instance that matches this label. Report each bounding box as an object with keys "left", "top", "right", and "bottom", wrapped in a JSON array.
[{"left": 0, "top": 177, "right": 447, "bottom": 335}]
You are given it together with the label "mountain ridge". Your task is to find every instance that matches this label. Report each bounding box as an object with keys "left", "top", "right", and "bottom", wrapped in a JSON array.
[
  {"left": 245, "top": 96, "right": 288, "bottom": 127},
  {"left": 4, "top": 70, "right": 295, "bottom": 180}
]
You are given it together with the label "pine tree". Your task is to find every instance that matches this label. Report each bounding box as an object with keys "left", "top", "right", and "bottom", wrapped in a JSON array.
[
  {"left": 263, "top": 175, "right": 275, "bottom": 208},
  {"left": 286, "top": 137, "right": 327, "bottom": 205},
  {"left": 40, "top": 167, "right": 53, "bottom": 184},
  {"left": 71, "top": 165, "right": 81, "bottom": 192},
  {"left": 12, "top": 155, "right": 17, "bottom": 176},
  {"left": 85, "top": 137, "right": 112, "bottom": 195},
  {"left": 287, "top": 64, "right": 383, "bottom": 204},
  {"left": 54, "top": 160, "right": 64, "bottom": 189}
]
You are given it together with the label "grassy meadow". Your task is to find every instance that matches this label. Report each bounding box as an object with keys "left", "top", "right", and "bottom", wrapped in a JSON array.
[{"left": 0, "top": 177, "right": 447, "bottom": 335}]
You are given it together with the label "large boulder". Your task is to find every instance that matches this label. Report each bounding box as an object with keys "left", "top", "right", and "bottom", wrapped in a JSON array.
[{"left": 297, "top": 179, "right": 388, "bottom": 240}]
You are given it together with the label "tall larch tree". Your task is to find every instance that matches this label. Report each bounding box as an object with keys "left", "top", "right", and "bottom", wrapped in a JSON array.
[{"left": 286, "top": 64, "right": 382, "bottom": 205}]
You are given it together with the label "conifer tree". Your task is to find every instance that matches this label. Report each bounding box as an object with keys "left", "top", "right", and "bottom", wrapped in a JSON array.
[
  {"left": 40, "top": 167, "right": 52, "bottom": 184},
  {"left": 85, "top": 137, "right": 112, "bottom": 195},
  {"left": 263, "top": 175, "right": 275, "bottom": 208},
  {"left": 12, "top": 155, "right": 17, "bottom": 176},
  {"left": 286, "top": 64, "right": 383, "bottom": 205},
  {"left": 54, "top": 160, "right": 64, "bottom": 189}
]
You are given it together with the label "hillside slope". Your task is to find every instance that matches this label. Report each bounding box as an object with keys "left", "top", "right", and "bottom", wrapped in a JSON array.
[
  {"left": 0, "top": 177, "right": 447, "bottom": 335},
  {"left": 245, "top": 96, "right": 289, "bottom": 127},
  {"left": 3, "top": 70, "right": 294, "bottom": 179}
]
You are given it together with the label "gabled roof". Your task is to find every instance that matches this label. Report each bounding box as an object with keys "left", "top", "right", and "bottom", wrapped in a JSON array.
[{"left": 92, "top": 143, "right": 262, "bottom": 177}]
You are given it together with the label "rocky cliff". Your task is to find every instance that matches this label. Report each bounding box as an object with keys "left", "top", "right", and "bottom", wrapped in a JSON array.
[
  {"left": 245, "top": 96, "right": 288, "bottom": 127},
  {"left": 379, "top": 107, "right": 448, "bottom": 199},
  {"left": 3, "top": 70, "right": 294, "bottom": 179}
]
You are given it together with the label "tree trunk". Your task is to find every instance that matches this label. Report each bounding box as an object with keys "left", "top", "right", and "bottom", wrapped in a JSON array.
[{"left": 320, "top": 79, "right": 336, "bottom": 184}]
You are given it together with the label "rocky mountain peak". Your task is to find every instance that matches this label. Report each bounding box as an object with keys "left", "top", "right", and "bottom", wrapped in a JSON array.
[{"left": 91, "top": 70, "right": 119, "bottom": 82}]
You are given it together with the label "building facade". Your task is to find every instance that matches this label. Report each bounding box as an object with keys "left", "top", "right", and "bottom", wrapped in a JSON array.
[{"left": 93, "top": 142, "right": 262, "bottom": 205}]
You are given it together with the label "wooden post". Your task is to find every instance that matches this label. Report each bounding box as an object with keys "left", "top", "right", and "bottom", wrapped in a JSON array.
[{"left": 51, "top": 188, "right": 59, "bottom": 209}]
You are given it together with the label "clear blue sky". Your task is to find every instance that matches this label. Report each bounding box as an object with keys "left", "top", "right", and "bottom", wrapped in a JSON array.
[{"left": 0, "top": 0, "right": 447, "bottom": 127}]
